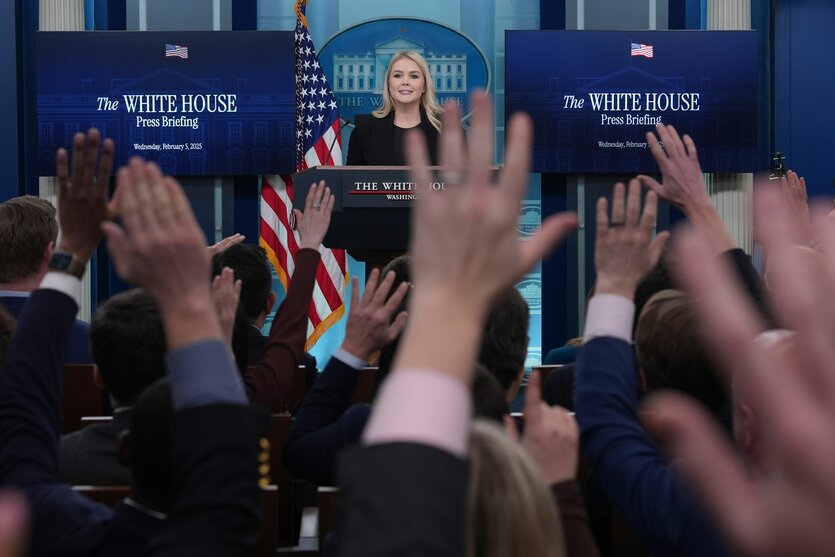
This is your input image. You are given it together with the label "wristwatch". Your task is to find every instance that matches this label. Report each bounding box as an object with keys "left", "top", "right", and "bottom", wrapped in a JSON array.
[{"left": 48, "top": 251, "right": 86, "bottom": 279}]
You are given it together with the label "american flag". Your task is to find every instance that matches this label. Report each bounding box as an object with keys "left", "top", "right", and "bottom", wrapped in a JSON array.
[
  {"left": 631, "top": 43, "right": 653, "bottom": 58},
  {"left": 165, "top": 44, "right": 188, "bottom": 59},
  {"left": 259, "top": 0, "right": 346, "bottom": 349}
]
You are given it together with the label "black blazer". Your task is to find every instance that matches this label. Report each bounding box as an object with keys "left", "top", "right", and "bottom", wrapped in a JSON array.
[{"left": 346, "top": 109, "right": 440, "bottom": 166}]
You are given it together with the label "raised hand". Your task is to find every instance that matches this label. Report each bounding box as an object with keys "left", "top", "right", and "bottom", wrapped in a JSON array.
[
  {"left": 294, "top": 180, "right": 335, "bottom": 250},
  {"left": 637, "top": 124, "right": 708, "bottom": 211},
  {"left": 55, "top": 129, "right": 115, "bottom": 262},
  {"left": 407, "top": 93, "right": 578, "bottom": 314},
  {"left": 102, "top": 157, "right": 220, "bottom": 349},
  {"left": 340, "top": 269, "right": 409, "bottom": 362},
  {"left": 506, "top": 371, "right": 578, "bottom": 485},
  {"left": 642, "top": 184, "right": 835, "bottom": 557},
  {"left": 594, "top": 179, "right": 669, "bottom": 299},
  {"left": 394, "top": 93, "right": 578, "bottom": 383},
  {"left": 207, "top": 233, "right": 246, "bottom": 257},
  {"left": 638, "top": 124, "right": 736, "bottom": 254},
  {"left": 779, "top": 170, "right": 814, "bottom": 245},
  {"left": 211, "top": 266, "right": 242, "bottom": 345}
]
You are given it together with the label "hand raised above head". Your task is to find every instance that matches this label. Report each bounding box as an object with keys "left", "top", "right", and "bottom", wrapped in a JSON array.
[
  {"left": 211, "top": 266, "right": 242, "bottom": 346},
  {"left": 55, "top": 128, "right": 115, "bottom": 262},
  {"left": 207, "top": 233, "right": 246, "bottom": 257},
  {"left": 340, "top": 269, "right": 409, "bottom": 362},
  {"left": 508, "top": 371, "right": 578, "bottom": 485},
  {"left": 594, "top": 179, "right": 669, "bottom": 299},
  {"left": 638, "top": 124, "right": 708, "bottom": 212},
  {"left": 394, "top": 91, "right": 577, "bottom": 384},
  {"left": 778, "top": 170, "right": 814, "bottom": 245},
  {"left": 294, "top": 180, "right": 335, "bottom": 251},
  {"left": 406, "top": 93, "right": 578, "bottom": 311},
  {"left": 641, "top": 184, "right": 835, "bottom": 557},
  {"left": 102, "top": 157, "right": 219, "bottom": 348}
]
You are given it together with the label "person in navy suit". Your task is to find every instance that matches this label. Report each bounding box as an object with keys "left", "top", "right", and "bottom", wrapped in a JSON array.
[
  {"left": 0, "top": 131, "right": 267, "bottom": 556},
  {"left": 0, "top": 195, "right": 93, "bottom": 364}
]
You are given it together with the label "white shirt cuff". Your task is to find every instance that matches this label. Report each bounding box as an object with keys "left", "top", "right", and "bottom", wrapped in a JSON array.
[
  {"left": 363, "top": 369, "right": 472, "bottom": 459},
  {"left": 39, "top": 272, "right": 82, "bottom": 308},
  {"left": 583, "top": 294, "right": 635, "bottom": 343},
  {"left": 333, "top": 347, "right": 366, "bottom": 370}
]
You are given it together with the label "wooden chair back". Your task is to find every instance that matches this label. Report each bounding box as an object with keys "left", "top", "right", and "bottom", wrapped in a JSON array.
[
  {"left": 74, "top": 485, "right": 280, "bottom": 557},
  {"left": 317, "top": 486, "right": 340, "bottom": 550},
  {"left": 350, "top": 366, "right": 378, "bottom": 405},
  {"left": 257, "top": 485, "right": 279, "bottom": 557},
  {"left": 73, "top": 485, "right": 130, "bottom": 507},
  {"left": 531, "top": 364, "right": 563, "bottom": 386},
  {"left": 268, "top": 413, "right": 297, "bottom": 547},
  {"left": 80, "top": 416, "right": 113, "bottom": 428},
  {"left": 63, "top": 364, "right": 103, "bottom": 434}
]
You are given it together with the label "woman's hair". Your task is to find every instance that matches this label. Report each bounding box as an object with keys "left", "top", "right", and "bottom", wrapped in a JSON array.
[
  {"left": 372, "top": 50, "right": 442, "bottom": 132},
  {"left": 467, "top": 420, "right": 565, "bottom": 557}
]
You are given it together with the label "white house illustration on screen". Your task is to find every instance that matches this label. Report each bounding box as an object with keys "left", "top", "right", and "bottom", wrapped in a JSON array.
[{"left": 333, "top": 37, "right": 467, "bottom": 94}]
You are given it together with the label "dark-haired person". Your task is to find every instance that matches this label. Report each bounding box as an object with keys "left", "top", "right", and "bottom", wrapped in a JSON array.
[
  {"left": 0, "top": 196, "right": 93, "bottom": 363},
  {"left": 210, "top": 181, "right": 333, "bottom": 412},
  {"left": 284, "top": 278, "right": 530, "bottom": 486},
  {"left": 59, "top": 289, "right": 166, "bottom": 485},
  {"left": 478, "top": 287, "right": 529, "bottom": 403},
  {"left": 0, "top": 132, "right": 267, "bottom": 556},
  {"left": 210, "top": 243, "right": 317, "bottom": 373}
]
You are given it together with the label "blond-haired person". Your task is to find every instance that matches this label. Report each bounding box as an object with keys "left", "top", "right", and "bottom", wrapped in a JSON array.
[{"left": 346, "top": 50, "right": 447, "bottom": 166}]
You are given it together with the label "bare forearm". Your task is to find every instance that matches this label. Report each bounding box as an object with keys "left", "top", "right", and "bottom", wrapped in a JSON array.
[
  {"left": 160, "top": 293, "right": 223, "bottom": 350},
  {"left": 683, "top": 199, "right": 737, "bottom": 254},
  {"left": 392, "top": 292, "right": 485, "bottom": 387}
]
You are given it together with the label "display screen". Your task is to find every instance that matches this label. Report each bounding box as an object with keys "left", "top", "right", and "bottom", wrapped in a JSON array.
[
  {"left": 505, "top": 30, "right": 758, "bottom": 174},
  {"left": 37, "top": 31, "right": 295, "bottom": 176}
]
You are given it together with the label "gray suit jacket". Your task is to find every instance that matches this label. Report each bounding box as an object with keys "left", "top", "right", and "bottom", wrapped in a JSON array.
[{"left": 60, "top": 408, "right": 133, "bottom": 485}]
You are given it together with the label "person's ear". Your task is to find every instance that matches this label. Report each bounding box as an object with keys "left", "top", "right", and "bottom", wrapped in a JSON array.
[
  {"left": 266, "top": 291, "right": 277, "bottom": 315},
  {"left": 92, "top": 366, "right": 106, "bottom": 391},
  {"left": 43, "top": 241, "right": 54, "bottom": 263},
  {"left": 117, "top": 429, "right": 131, "bottom": 467}
]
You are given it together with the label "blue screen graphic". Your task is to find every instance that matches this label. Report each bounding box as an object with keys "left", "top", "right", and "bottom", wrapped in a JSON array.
[
  {"left": 37, "top": 31, "right": 295, "bottom": 176},
  {"left": 505, "top": 30, "right": 758, "bottom": 174}
]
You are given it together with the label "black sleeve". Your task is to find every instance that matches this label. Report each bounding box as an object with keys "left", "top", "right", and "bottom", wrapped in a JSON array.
[
  {"left": 337, "top": 443, "right": 467, "bottom": 557},
  {"left": 145, "top": 404, "right": 269, "bottom": 557},
  {"left": 722, "top": 248, "right": 779, "bottom": 330},
  {"left": 346, "top": 118, "right": 368, "bottom": 166},
  {"left": 283, "top": 356, "right": 367, "bottom": 485}
]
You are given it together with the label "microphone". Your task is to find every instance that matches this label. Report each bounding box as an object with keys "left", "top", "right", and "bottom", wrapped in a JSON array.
[{"left": 324, "top": 116, "right": 352, "bottom": 166}]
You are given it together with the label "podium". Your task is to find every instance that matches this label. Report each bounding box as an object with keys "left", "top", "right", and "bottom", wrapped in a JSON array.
[{"left": 293, "top": 166, "right": 499, "bottom": 268}]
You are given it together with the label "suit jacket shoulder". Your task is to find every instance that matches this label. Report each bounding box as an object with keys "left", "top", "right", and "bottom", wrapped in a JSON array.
[
  {"left": 0, "top": 295, "right": 93, "bottom": 363},
  {"left": 337, "top": 443, "right": 467, "bottom": 557},
  {"left": 284, "top": 356, "right": 369, "bottom": 485},
  {"left": 144, "top": 404, "right": 269, "bottom": 557},
  {"left": 60, "top": 412, "right": 133, "bottom": 486},
  {"left": 575, "top": 337, "right": 729, "bottom": 556}
]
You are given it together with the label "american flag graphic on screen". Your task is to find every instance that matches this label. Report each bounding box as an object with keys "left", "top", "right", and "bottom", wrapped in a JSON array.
[
  {"left": 631, "top": 43, "right": 654, "bottom": 58},
  {"left": 259, "top": 0, "right": 346, "bottom": 348},
  {"left": 165, "top": 44, "right": 188, "bottom": 59}
]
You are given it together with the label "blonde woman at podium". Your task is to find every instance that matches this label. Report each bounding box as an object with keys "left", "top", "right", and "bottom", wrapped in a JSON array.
[{"left": 347, "top": 50, "right": 444, "bottom": 166}]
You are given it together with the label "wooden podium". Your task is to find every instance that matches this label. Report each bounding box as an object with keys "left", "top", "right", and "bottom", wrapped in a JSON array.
[{"left": 294, "top": 166, "right": 500, "bottom": 269}]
